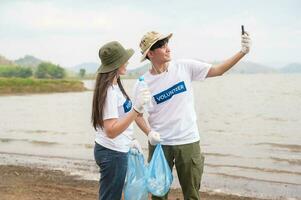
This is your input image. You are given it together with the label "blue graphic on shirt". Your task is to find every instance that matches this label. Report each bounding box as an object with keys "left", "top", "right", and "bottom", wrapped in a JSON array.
[
  {"left": 153, "top": 81, "right": 187, "bottom": 104},
  {"left": 123, "top": 99, "right": 132, "bottom": 113}
]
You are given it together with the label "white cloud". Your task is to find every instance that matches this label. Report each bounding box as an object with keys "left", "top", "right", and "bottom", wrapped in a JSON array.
[
  {"left": 0, "top": 1, "right": 110, "bottom": 33},
  {"left": 169, "top": 13, "right": 261, "bottom": 62},
  {"left": 0, "top": 1, "right": 300, "bottom": 68},
  {"left": 0, "top": 1, "right": 176, "bottom": 67}
]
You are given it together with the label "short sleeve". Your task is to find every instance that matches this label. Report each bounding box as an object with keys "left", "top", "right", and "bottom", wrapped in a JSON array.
[
  {"left": 103, "top": 87, "right": 119, "bottom": 120},
  {"left": 178, "top": 59, "right": 212, "bottom": 81}
]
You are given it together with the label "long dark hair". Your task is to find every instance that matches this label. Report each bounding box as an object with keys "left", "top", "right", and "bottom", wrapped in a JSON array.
[{"left": 91, "top": 69, "right": 130, "bottom": 131}]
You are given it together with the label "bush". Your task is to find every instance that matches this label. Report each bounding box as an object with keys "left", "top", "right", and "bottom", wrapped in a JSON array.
[
  {"left": 0, "top": 65, "right": 33, "bottom": 78},
  {"left": 35, "top": 62, "right": 66, "bottom": 79},
  {"left": 79, "top": 68, "right": 86, "bottom": 78}
]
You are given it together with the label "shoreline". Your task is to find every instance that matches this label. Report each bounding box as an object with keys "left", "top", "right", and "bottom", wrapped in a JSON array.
[{"left": 0, "top": 164, "right": 269, "bottom": 200}]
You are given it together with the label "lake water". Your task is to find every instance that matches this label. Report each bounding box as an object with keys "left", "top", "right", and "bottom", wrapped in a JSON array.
[{"left": 0, "top": 74, "right": 300, "bottom": 199}]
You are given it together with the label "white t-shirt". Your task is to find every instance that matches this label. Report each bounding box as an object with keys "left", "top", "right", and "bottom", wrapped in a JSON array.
[
  {"left": 141, "top": 59, "right": 211, "bottom": 145},
  {"left": 95, "top": 84, "right": 133, "bottom": 152}
]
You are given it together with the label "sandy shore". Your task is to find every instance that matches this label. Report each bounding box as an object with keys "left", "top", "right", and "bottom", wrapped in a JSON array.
[{"left": 0, "top": 165, "right": 268, "bottom": 200}]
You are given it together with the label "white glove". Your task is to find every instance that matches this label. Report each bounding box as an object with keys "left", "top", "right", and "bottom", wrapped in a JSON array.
[
  {"left": 130, "top": 139, "right": 143, "bottom": 153},
  {"left": 241, "top": 32, "right": 251, "bottom": 54},
  {"left": 133, "top": 88, "right": 151, "bottom": 113},
  {"left": 148, "top": 131, "right": 162, "bottom": 145}
]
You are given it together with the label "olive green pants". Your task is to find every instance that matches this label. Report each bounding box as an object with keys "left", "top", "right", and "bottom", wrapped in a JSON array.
[{"left": 148, "top": 141, "right": 205, "bottom": 200}]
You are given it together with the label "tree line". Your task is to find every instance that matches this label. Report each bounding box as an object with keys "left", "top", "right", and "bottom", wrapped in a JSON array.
[{"left": 0, "top": 62, "right": 66, "bottom": 79}]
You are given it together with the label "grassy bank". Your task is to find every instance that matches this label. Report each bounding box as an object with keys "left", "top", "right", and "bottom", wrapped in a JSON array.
[{"left": 0, "top": 78, "right": 87, "bottom": 95}]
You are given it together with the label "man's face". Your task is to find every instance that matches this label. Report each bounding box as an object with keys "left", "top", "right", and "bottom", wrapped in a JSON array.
[{"left": 148, "top": 39, "right": 171, "bottom": 63}]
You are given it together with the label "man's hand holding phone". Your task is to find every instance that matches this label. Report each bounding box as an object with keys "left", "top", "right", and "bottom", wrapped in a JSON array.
[{"left": 241, "top": 25, "right": 251, "bottom": 54}]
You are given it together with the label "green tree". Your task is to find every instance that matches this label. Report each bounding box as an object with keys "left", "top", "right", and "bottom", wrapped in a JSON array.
[
  {"left": 35, "top": 63, "right": 50, "bottom": 79},
  {"left": 79, "top": 68, "right": 86, "bottom": 78},
  {"left": 16, "top": 67, "right": 33, "bottom": 78},
  {"left": 0, "top": 66, "right": 32, "bottom": 78},
  {"left": 35, "top": 62, "right": 66, "bottom": 79}
]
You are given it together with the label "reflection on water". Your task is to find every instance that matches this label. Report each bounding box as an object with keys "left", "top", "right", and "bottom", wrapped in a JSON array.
[{"left": 0, "top": 74, "right": 301, "bottom": 199}]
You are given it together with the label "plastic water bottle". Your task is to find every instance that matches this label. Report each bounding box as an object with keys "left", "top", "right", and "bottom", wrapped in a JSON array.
[{"left": 138, "top": 76, "right": 153, "bottom": 111}]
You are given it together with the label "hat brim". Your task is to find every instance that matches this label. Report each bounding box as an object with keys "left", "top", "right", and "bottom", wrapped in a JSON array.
[
  {"left": 98, "top": 49, "right": 134, "bottom": 73},
  {"left": 140, "top": 33, "right": 173, "bottom": 62}
]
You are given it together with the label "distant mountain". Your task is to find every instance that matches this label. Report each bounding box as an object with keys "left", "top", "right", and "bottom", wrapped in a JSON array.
[
  {"left": 279, "top": 63, "right": 301, "bottom": 73},
  {"left": 127, "top": 63, "right": 150, "bottom": 76},
  {"left": 125, "top": 61, "right": 277, "bottom": 77},
  {"left": 70, "top": 62, "right": 150, "bottom": 77},
  {"left": 227, "top": 61, "right": 277, "bottom": 74},
  {"left": 5, "top": 53, "right": 299, "bottom": 76},
  {"left": 14, "top": 55, "right": 43, "bottom": 67},
  {"left": 72, "top": 62, "right": 99, "bottom": 74},
  {"left": 0, "top": 54, "right": 15, "bottom": 66}
]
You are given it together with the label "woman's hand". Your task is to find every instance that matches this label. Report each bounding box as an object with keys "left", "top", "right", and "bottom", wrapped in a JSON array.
[{"left": 133, "top": 88, "right": 151, "bottom": 113}]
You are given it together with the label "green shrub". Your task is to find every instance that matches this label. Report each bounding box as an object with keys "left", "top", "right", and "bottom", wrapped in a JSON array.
[
  {"left": 35, "top": 62, "right": 66, "bottom": 79},
  {"left": 0, "top": 65, "right": 33, "bottom": 78}
]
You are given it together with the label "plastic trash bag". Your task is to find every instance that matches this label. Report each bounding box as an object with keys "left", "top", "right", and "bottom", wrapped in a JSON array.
[
  {"left": 146, "top": 144, "right": 173, "bottom": 197},
  {"left": 124, "top": 148, "right": 148, "bottom": 200}
]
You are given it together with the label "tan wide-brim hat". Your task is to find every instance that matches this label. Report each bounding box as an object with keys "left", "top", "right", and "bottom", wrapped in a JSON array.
[
  {"left": 97, "top": 41, "right": 134, "bottom": 73},
  {"left": 139, "top": 31, "right": 172, "bottom": 62}
]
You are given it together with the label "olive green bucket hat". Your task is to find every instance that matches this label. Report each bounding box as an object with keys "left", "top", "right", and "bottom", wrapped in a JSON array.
[
  {"left": 139, "top": 31, "right": 172, "bottom": 62},
  {"left": 97, "top": 41, "right": 134, "bottom": 73}
]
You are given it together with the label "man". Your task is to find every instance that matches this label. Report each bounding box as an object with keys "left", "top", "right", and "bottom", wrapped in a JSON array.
[{"left": 135, "top": 30, "right": 251, "bottom": 200}]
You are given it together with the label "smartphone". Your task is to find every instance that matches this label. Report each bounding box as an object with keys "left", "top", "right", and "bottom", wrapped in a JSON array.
[{"left": 241, "top": 25, "right": 245, "bottom": 35}]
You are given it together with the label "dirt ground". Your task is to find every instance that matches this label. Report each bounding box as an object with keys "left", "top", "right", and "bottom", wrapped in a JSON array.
[{"left": 0, "top": 165, "right": 267, "bottom": 200}]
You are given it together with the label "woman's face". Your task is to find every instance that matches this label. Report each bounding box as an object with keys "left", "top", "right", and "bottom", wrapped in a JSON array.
[{"left": 117, "top": 61, "right": 128, "bottom": 75}]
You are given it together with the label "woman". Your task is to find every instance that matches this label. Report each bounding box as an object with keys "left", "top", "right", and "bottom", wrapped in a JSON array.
[{"left": 91, "top": 41, "right": 150, "bottom": 200}]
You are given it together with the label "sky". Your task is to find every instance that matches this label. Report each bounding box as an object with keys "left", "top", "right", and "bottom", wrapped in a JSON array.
[{"left": 0, "top": 0, "right": 300, "bottom": 69}]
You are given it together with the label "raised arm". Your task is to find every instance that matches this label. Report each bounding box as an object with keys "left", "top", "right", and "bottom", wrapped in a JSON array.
[{"left": 206, "top": 32, "right": 251, "bottom": 78}]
